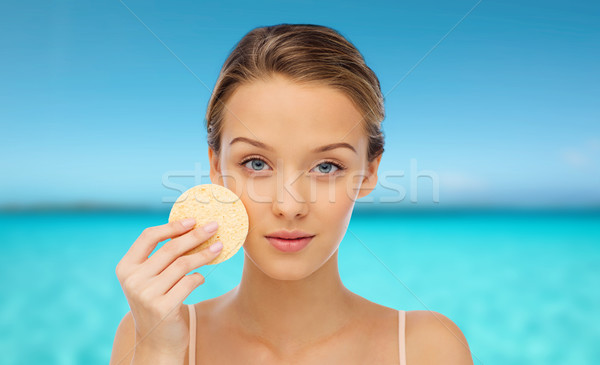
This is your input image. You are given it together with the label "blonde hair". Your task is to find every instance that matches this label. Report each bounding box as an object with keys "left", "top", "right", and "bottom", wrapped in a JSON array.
[{"left": 205, "top": 23, "right": 385, "bottom": 162}]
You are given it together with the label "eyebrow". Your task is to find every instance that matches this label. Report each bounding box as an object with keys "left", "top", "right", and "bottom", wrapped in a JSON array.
[{"left": 229, "top": 136, "right": 357, "bottom": 154}]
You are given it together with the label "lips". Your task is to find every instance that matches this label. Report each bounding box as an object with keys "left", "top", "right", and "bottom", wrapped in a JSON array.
[
  {"left": 266, "top": 236, "right": 314, "bottom": 252},
  {"left": 265, "top": 229, "right": 315, "bottom": 240},
  {"left": 265, "top": 229, "right": 315, "bottom": 252}
]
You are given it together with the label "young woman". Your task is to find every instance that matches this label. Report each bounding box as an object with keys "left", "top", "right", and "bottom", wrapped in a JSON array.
[{"left": 110, "top": 23, "right": 473, "bottom": 365}]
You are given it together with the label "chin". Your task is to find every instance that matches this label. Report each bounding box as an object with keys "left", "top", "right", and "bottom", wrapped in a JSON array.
[
  {"left": 263, "top": 260, "right": 318, "bottom": 281},
  {"left": 243, "top": 249, "right": 320, "bottom": 281}
]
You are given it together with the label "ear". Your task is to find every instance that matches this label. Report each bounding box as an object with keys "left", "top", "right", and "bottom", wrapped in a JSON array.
[
  {"left": 208, "top": 147, "right": 223, "bottom": 186},
  {"left": 356, "top": 154, "right": 382, "bottom": 200}
]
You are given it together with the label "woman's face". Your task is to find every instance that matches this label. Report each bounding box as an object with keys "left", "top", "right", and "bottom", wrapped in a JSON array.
[{"left": 209, "top": 73, "right": 381, "bottom": 280}]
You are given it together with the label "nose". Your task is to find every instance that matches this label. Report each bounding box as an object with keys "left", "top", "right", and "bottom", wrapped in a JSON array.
[{"left": 272, "top": 162, "right": 309, "bottom": 219}]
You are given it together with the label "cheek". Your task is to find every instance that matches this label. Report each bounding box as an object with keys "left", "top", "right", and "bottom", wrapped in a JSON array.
[
  {"left": 341, "top": 170, "right": 367, "bottom": 202},
  {"left": 314, "top": 178, "right": 356, "bottom": 234},
  {"left": 316, "top": 174, "right": 362, "bottom": 205},
  {"left": 243, "top": 177, "right": 278, "bottom": 205},
  {"left": 232, "top": 176, "right": 274, "bottom": 227},
  {"left": 220, "top": 166, "right": 270, "bottom": 202},
  {"left": 322, "top": 186, "right": 355, "bottom": 225}
]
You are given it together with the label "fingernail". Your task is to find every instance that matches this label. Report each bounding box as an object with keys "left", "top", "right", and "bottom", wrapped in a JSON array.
[
  {"left": 209, "top": 241, "right": 223, "bottom": 252},
  {"left": 181, "top": 218, "right": 196, "bottom": 229},
  {"left": 203, "top": 221, "right": 219, "bottom": 233}
]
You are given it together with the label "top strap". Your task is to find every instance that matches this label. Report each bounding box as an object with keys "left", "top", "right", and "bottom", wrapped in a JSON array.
[
  {"left": 188, "top": 304, "right": 196, "bottom": 365},
  {"left": 399, "top": 310, "right": 406, "bottom": 365}
]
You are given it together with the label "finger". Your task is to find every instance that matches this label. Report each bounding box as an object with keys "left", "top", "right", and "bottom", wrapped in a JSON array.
[
  {"left": 149, "top": 242, "right": 223, "bottom": 297},
  {"left": 123, "top": 218, "right": 198, "bottom": 266},
  {"left": 143, "top": 222, "right": 219, "bottom": 277},
  {"left": 162, "top": 272, "right": 206, "bottom": 306}
]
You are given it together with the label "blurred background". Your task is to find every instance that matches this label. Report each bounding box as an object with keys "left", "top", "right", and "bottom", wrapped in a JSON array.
[{"left": 1, "top": 0, "right": 598, "bottom": 364}]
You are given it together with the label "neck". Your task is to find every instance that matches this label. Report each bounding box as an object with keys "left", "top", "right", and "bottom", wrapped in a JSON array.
[{"left": 223, "top": 250, "right": 356, "bottom": 355}]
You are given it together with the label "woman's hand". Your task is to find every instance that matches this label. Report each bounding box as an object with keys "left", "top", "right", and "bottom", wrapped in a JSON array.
[{"left": 115, "top": 218, "right": 223, "bottom": 356}]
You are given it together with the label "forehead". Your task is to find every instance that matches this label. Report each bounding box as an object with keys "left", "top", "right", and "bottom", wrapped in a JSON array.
[{"left": 221, "top": 74, "right": 367, "bottom": 150}]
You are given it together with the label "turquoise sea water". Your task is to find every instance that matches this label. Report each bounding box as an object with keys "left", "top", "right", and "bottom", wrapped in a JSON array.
[{"left": 0, "top": 209, "right": 598, "bottom": 364}]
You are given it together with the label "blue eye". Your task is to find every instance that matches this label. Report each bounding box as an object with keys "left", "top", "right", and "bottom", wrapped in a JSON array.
[
  {"left": 239, "top": 156, "right": 345, "bottom": 175},
  {"left": 243, "top": 158, "right": 271, "bottom": 172},
  {"left": 313, "top": 162, "right": 339, "bottom": 174}
]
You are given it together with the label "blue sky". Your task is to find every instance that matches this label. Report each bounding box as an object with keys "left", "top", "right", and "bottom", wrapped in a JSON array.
[{"left": 1, "top": 0, "right": 599, "bottom": 209}]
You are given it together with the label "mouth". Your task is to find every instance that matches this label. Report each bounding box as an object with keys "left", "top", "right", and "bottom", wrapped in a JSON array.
[
  {"left": 265, "top": 235, "right": 315, "bottom": 240},
  {"left": 266, "top": 235, "right": 315, "bottom": 252}
]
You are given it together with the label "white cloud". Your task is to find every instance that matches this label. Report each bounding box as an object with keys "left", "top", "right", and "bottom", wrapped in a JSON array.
[
  {"left": 560, "top": 149, "right": 589, "bottom": 167},
  {"left": 559, "top": 137, "right": 600, "bottom": 169}
]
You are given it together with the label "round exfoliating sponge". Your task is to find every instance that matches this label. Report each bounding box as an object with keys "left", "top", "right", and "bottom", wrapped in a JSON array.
[{"left": 168, "top": 184, "right": 249, "bottom": 265}]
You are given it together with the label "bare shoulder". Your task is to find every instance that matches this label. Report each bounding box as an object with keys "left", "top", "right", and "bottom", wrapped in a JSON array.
[
  {"left": 405, "top": 310, "right": 473, "bottom": 365},
  {"left": 109, "top": 311, "right": 136, "bottom": 365}
]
